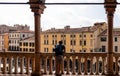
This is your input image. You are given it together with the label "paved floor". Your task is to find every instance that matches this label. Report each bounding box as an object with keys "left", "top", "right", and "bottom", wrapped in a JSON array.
[{"left": 0, "top": 74, "right": 105, "bottom": 76}]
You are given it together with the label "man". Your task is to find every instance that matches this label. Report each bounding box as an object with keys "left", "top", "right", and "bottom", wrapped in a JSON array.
[{"left": 54, "top": 41, "right": 65, "bottom": 76}]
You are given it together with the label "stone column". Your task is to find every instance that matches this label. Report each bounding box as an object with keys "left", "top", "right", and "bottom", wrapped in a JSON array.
[
  {"left": 104, "top": 0, "right": 117, "bottom": 76},
  {"left": 29, "top": 0, "right": 46, "bottom": 76}
]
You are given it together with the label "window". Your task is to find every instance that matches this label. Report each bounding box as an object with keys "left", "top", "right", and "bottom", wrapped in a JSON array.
[
  {"left": 73, "top": 35, "right": 76, "bottom": 37},
  {"left": 70, "top": 40, "right": 72, "bottom": 45},
  {"left": 84, "top": 50, "right": 86, "bottom": 52},
  {"left": 23, "top": 42, "right": 26, "bottom": 46},
  {"left": 74, "top": 40, "right": 76, "bottom": 45},
  {"left": 44, "top": 48, "right": 48, "bottom": 53},
  {"left": 84, "top": 35, "right": 86, "bottom": 37},
  {"left": 114, "top": 37, "right": 117, "bottom": 42},
  {"left": 102, "top": 46, "right": 106, "bottom": 52},
  {"left": 55, "top": 35, "right": 57, "bottom": 37},
  {"left": 101, "top": 37, "right": 106, "bottom": 41},
  {"left": 115, "top": 46, "right": 118, "bottom": 52},
  {"left": 63, "top": 40, "right": 66, "bottom": 45},
  {"left": 44, "top": 40, "right": 49, "bottom": 45},
  {"left": 20, "top": 42, "right": 22, "bottom": 46},
  {"left": 70, "top": 34, "right": 76, "bottom": 38},
  {"left": 9, "top": 40, "right": 11, "bottom": 43},
  {"left": 55, "top": 40, "right": 57, "bottom": 45},
  {"left": 52, "top": 35, "right": 54, "bottom": 38},
  {"left": 90, "top": 50, "right": 93, "bottom": 52},
  {"left": 84, "top": 40, "right": 86, "bottom": 46},
  {"left": 26, "top": 43, "right": 28, "bottom": 46},
  {"left": 70, "top": 49, "right": 74, "bottom": 53},
  {"left": 52, "top": 40, "right": 57, "bottom": 45},
  {"left": 80, "top": 40, "right": 82, "bottom": 46},
  {"left": 23, "top": 34, "right": 25, "bottom": 37},
  {"left": 61, "top": 35, "right": 63, "bottom": 37},
  {"left": 20, "top": 48, "right": 22, "bottom": 51},
  {"left": 91, "top": 34, "right": 93, "bottom": 37},
  {"left": 79, "top": 35, "right": 82, "bottom": 37}
]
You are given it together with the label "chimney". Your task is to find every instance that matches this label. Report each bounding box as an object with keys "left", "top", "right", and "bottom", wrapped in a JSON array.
[{"left": 64, "top": 25, "right": 70, "bottom": 30}]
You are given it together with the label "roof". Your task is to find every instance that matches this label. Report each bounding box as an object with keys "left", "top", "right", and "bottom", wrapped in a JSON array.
[
  {"left": 42, "top": 26, "right": 94, "bottom": 34},
  {"left": 42, "top": 22, "right": 107, "bottom": 34},
  {"left": 91, "top": 22, "right": 106, "bottom": 31},
  {"left": 98, "top": 28, "right": 120, "bottom": 36},
  {"left": 20, "top": 36, "right": 34, "bottom": 41},
  {"left": 10, "top": 30, "right": 34, "bottom": 33}
]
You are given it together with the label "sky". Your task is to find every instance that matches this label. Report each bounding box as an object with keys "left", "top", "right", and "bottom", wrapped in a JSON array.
[{"left": 0, "top": 0, "right": 120, "bottom": 30}]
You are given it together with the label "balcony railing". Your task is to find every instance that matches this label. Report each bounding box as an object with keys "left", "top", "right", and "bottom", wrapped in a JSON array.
[{"left": 0, "top": 52, "right": 119, "bottom": 75}]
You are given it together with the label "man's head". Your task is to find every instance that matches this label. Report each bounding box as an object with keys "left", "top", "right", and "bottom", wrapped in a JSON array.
[{"left": 59, "top": 41, "right": 63, "bottom": 45}]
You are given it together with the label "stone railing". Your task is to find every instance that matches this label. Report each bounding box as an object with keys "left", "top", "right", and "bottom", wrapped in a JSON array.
[{"left": 0, "top": 52, "right": 119, "bottom": 75}]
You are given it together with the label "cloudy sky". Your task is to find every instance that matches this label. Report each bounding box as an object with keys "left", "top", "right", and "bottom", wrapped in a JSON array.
[{"left": 0, "top": 0, "right": 120, "bottom": 30}]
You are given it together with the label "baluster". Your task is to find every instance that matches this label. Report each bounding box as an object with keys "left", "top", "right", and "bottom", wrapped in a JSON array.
[
  {"left": 3, "top": 57, "right": 7, "bottom": 74},
  {"left": 90, "top": 57, "right": 94, "bottom": 75},
  {"left": 32, "top": 57, "right": 35, "bottom": 72},
  {"left": 84, "top": 57, "right": 87, "bottom": 75},
  {"left": 72, "top": 56, "right": 76, "bottom": 75},
  {"left": 44, "top": 57, "right": 47, "bottom": 74},
  {"left": 15, "top": 57, "right": 18, "bottom": 74},
  {"left": 102, "top": 57, "right": 105, "bottom": 75},
  {"left": 96, "top": 57, "right": 99, "bottom": 75},
  {"left": 20, "top": 57, "right": 24, "bottom": 74},
  {"left": 26, "top": 57, "right": 30, "bottom": 74},
  {"left": 49, "top": 57, "right": 52, "bottom": 74},
  {"left": 66, "top": 57, "right": 70, "bottom": 74},
  {"left": 115, "top": 57, "right": 119, "bottom": 75},
  {"left": 9, "top": 57, "right": 12, "bottom": 74}
]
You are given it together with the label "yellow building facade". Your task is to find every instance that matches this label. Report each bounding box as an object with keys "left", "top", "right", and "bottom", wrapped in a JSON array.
[
  {"left": 41, "top": 22, "right": 107, "bottom": 53},
  {"left": 0, "top": 33, "right": 9, "bottom": 52},
  {"left": 19, "top": 22, "right": 107, "bottom": 53},
  {"left": 19, "top": 36, "right": 35, "bottom": 52}
]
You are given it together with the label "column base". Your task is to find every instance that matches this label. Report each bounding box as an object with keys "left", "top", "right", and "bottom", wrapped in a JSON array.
[{"left": 31, "top": 72, "right": 42, "bottom": 76}]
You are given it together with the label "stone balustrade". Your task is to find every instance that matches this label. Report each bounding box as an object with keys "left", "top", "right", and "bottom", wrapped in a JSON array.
[{"left": 0, "top": 52, "right": 119, "bottom": 75}]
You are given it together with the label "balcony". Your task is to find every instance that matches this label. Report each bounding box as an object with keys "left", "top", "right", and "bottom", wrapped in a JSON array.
[{"left": 0, "top": 52, "right": 119, "bottom": 76}]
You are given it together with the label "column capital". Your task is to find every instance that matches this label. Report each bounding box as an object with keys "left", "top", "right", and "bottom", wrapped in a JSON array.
[
  {"left": 29, "top": 0, "right": 46, "bottom": 14},
  {"left": 104, "top": 0, "right": 117, "bottom": 15}
]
